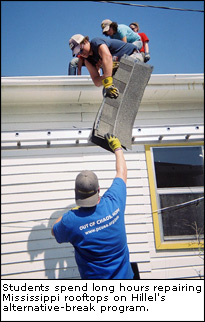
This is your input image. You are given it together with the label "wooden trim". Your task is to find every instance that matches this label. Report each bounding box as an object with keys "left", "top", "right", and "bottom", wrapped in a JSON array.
[{"left": 145, "top": 142, "right": 204, "bottom": 250}]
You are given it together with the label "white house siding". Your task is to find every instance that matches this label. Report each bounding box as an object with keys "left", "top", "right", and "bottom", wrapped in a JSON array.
[
  {"left": 1, "top": 145, "right": 151, "bottom": 279},
  {"left": 1, "top": 75, "right": 204, "bottom": 279},
  {"left": 1, "top": 101, "right": 203, "bottom": 132}
]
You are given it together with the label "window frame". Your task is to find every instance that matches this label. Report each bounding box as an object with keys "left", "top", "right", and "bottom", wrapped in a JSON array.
[{"left": 145, "top": 141, "right": 204, "bottom": 250}]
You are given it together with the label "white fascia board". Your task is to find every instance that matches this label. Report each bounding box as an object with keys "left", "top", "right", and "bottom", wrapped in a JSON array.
[
  {"left": 149, "top": 73, "right": 204, "bottom": 84},
  {"left": 1, "top": 74, "right": 204, "bottom": 85},
  {"left": 1, "top": 74, "right": 204, "bottom": 104},
  {"left": 1, "top": 75, "right": 93, "bottom": 86}
]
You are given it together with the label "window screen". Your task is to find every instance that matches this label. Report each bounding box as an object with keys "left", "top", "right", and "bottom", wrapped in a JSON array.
[{"left": 160, "top": 193, "right": 204, "bottom": 239}]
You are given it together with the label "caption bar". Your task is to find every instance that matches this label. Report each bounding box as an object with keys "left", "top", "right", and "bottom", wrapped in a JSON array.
[{"left": 1, "top": 280, "right": 204, "bottom": 321}]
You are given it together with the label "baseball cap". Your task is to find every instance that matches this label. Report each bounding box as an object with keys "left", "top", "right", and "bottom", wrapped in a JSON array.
[
  {"left": 101, "top": 19, "right": 112, "bottom": 32},
  {"left": 69, "top": 34, "right": 84, "bottom": 56},
  {"left": 75, "top": 170, "right": 99, "bottom": 207}
]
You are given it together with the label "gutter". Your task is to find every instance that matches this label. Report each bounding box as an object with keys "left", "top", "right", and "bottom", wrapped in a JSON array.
[{"left": 1, "top": 74, "right": 204, "bottom": 104}]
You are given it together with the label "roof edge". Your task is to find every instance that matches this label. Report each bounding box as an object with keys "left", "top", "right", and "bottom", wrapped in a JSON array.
[{"left": 1, "top": 73, "right": 204, "bottom": 87}]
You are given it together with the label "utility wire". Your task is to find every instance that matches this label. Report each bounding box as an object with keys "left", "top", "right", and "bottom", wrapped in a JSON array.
[
  {"left": 92, "top": 1, "right": 204, "bottom": 13},
  {"left": 152, "top": 196, "right": 204, "bottom": 214}
]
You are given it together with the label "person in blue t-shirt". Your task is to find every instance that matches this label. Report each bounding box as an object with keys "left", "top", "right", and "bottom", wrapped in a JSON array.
[
  {"left": 52, "top": 134, "right": 134, "bottom": 279},
  {"left": 101, "top": 19, "right": 142, "bottom": 50},
  {"left": 69, "top": 34, "right": 143, "bottom": 99}
]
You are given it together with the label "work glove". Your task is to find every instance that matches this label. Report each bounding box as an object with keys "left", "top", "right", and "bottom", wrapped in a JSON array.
[
  {"left": 104, "top": 133, "right": 122, "bottom": 152},
  {"left": 112, "top": 61, "right": 120, "bottom": 76},
  {"left": 144, "top": 53, "right": 150, "bottom": 63},
  {"left": 102, "top": 77, "right": 119, "bottom": 99}
]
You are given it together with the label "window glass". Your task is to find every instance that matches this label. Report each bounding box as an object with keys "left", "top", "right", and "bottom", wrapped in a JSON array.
[
  {"left": 159, "top": 193, "right": 204, "bottom": 239},
  {"left": 153, "top": 146, "right": 204, "bottom": 188}
]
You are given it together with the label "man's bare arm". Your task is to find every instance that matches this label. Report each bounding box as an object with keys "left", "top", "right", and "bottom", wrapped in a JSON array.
[
  {"left": 115, "top": 149, "right": 127, "bottom": 184},
  {"left": 85, "top": 44, "right": 113, "bottom": 87}
]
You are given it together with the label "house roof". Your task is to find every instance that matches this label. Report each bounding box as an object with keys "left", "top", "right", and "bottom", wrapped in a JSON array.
[{"left": 1, "top": 74, "right": 204, "bottom": 104}]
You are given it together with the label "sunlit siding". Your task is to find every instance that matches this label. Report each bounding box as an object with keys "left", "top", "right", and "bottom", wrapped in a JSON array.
[
  {"left": 1, "top": 145, "right": 152, "bottom": 279},
  {"left": 1, "top": 101, "right": 203, "bottom": 132}
]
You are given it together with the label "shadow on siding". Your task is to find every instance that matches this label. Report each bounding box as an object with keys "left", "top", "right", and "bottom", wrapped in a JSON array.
[{"left": 27, "top": 204, "right": 80, "bottom": 279}]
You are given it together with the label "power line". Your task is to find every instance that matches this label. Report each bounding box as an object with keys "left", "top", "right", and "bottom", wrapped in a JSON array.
[
  {"left": 152, "top": 196, "right": 204, "bottom": 214},
  {"left": 92, "top": 1, "right": 204, "bottom": 13}
]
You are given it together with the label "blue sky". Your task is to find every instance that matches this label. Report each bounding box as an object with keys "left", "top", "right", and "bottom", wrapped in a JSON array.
[{"left": 1, "top": 1, "right": 204, "bottom": 76}]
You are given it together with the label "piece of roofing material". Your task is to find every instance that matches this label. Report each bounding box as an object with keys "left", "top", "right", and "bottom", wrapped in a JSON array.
[{"left": 90, "top": 55, "right": 154, "bottom": 152}]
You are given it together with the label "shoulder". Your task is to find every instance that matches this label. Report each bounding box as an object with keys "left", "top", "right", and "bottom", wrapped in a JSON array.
[
  {"left": 117, "top": 24, "right": 129, "bottom": 34},
  {"left": 104, "top": 177, "right": 126, "bottom": 197},
  {"left": 67, "top": 206, "right": 81, "bottom": 217},
  {"left": 57, "top": 207, "right": 80, "bottom": 231},
  {"left": 102, "top": 178, "right": 126, "bottom": 207},
  {"left": 59, "top": 207, "right": 78, "bottom": 224},
  {"left": 90, "top": 38, "right": 111, "bottom": 52},
  {"left": 118, "top": 24, "right": 129, "bottom": 29},
  {"left": 113, "top": 177, "right": 126, "bottom": 189},
  {"left": 91, "top": 37, "right": 108, "bottom": 46},
  {"left": 139, "top": 32, "right": 149, "bottom": 41}
]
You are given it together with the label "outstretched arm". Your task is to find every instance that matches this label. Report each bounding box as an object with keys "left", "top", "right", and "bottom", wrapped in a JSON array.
[
  {"left": 115, "top": 148, "right": 127, "bottom": 184},
  {"left": 105, "top": 133, "right": 127, "bottom": 184}
]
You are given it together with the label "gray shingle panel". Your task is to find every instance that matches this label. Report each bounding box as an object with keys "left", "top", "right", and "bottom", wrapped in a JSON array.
[{"left": 90, "top": 55, "right": 154, "bottom": 151}]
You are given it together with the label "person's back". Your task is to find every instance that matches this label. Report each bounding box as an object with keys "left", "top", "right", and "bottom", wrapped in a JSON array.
[
  {"left": 52, "top": 134, "right": 134, "bottom": 279},
  {"left": 111, "top": 24, "right": 141, "bottom": 43},
  {"left": 88, "top": 37, "right": 139, "bottom": 63},
  {"left": 101, "top": 19, "right": 142, "bottom": 49},
  {"left": 57, "top": 177, "right": 132, "bottom": 279}
]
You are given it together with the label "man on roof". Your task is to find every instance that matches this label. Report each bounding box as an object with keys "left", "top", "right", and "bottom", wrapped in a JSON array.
[{"left": 69, "top": 34, "right": 143, "bottom": 99}]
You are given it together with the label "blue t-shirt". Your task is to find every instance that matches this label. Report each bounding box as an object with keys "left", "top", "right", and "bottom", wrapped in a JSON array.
[
  {"left": 111, "top": 24, "right": 141, "bottom": 43},
  {"left": 86, "top": 37, "right": 138, "bottom": 66},
  {"left": 53, "top": 177, "right": 134, "bottom": 279}
]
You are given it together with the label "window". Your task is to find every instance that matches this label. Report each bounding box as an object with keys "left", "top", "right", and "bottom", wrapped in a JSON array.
[{"left": 145, "top": 143, "right": 204, "bottom": 250}]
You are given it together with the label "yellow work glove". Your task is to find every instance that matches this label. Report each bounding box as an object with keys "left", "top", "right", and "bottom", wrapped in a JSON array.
[
  {"left": 104, "top": 133, "right": 122, "bottom": 152},
  {"left": 102, "top": 77, "right": 119, "bottom": 99},
  {"left": 112, "top": 61, "right": 120, "bottom": 76}
]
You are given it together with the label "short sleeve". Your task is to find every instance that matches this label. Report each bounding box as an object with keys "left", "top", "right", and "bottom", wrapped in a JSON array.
[
  {"left": 53, "top": 216, "right": 70, "bottom": 244},
  {"left": 103, "top": 177, "right": 126, "bottom": 207}
]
